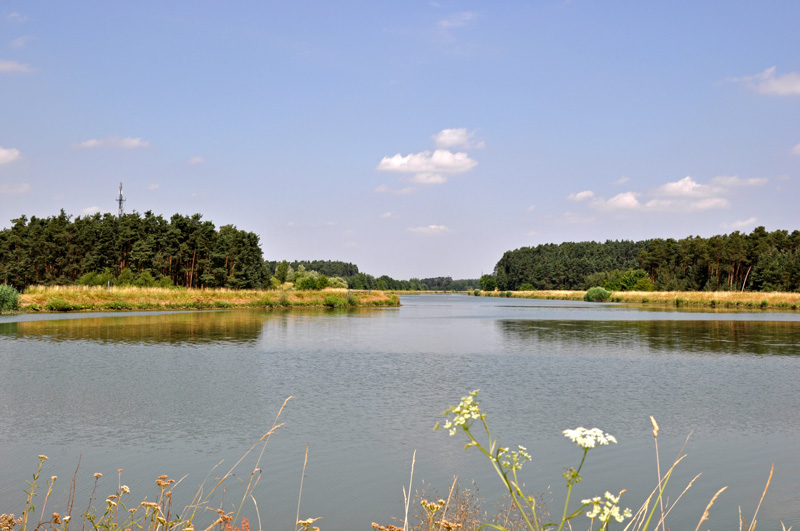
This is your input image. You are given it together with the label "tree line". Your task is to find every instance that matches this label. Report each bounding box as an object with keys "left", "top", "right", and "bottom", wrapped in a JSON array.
[
  {"left": 0, "top": 211, "right": 479, "bottom": 291},
  {"left": 0, "top": 210, "right": 268, "bottom": 290},
  {"left": 491, "top": 227, "right": 800, "bottom": 292}
]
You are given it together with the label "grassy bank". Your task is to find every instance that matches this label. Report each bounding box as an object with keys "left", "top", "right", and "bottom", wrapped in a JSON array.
[
  {"left": 18, "top": 285, "right": 399, "bottom": 312},
  {"left": 477, "top": 289, "right": 800, "bottom": 310}
]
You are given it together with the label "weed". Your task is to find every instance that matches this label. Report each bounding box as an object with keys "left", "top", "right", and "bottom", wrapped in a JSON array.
[
  {"left": 584, "top": 287, "right": 611, "bottom": 302},
  {"left": 323, "top": 296, "right": 348, "bottom": 308},
  {"left": 44, "top": 299, "right": 75, "bottom": 312},
  {"left": 103, "top": 300, "right": 133, "bottom": 311},
  {"left": 433, "top": 391, "right": 788, "bottom": 531},
  {"left": 0, "top": 284, "right": 20, "bottom": 312}
]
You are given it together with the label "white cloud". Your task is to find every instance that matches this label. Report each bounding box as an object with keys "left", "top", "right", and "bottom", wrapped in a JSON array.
[
  {"left": 526, "top": 205, "right": 536, "bottom": 212},
  {"left": 726, "top": 217, "right": 758, "bottom": 230},
  {"left": 0, "top": 59, "right": 33, "bottom": 73},
  {"left": 408, "top": 224, "right": 450, "bottom": 234},
  {"left": 379, "top": 131, "right": 480, "bottom": 186},
  {"left": 792, "top": 143, "right": 800, "bottom": 155},
  {"left": 81, "top": 206, "right": 101, "bottom": 215},
  {"left": 10, "top": 35, "right": 34, "bottom": 48},
  {"left": 377, "top": 149, "right": 477, "bottom": 174},
  {"left": 433, "top": 128, "right": 485, "bottom": 149},
  {"left": 614, "top": 177, "right": 630, "bottom": 185},
  {"left": 438, "top": 12, "right": 476, "bottom": 29},
  {"left": 380, "top": 212, "right": 393, "bottom": 219},
  {"left": 605, "top": 192, "right": 642, "bottom": 209},
  {"left": 654, "top": 175, "right": 720, "bottom": 197},
  {"left": 0, "top": 146, "right": 21, "bottom": 164},
  {"left": 6, "top": 12, "right": 27, "bottom": 22},
  {"left": 643, "top": 197, "right": 730, "bottom": 212},
  {"left": 567, "top": 190, "right": 594, "bottom": 201},
  {"left": 409, "top": 172, "right": 447, "bottom": 184},
  {"left": 731, "top": 66, "right": 800, "bottom": 96},
  {"left": 580, "top": 174, "right": 755, "bottom": 214},
  {"left": 75, "top": 136, "right": 150, "bottom": 149},
  {"left": 148, "top": 183, "right": 160, "bottom": 190},
  {"left": 375, "top": 184, "right": 415, "bottom": 195},
  {"left": 710, "top": 175, "right": 768, "bottom": 187},
  {"left": 188, "top": 156, "right": 205, "bottom": 165},
  {"left": 0, "top": 183, "right": 30, "bottom": 195}
]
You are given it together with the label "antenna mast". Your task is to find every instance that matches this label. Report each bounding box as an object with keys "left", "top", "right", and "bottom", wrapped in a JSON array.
[{"left": 117, "top": 182, "right": 126, "bottom": 217}]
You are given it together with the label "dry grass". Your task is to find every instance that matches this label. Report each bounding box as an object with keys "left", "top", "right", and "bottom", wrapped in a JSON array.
[
  {"left": 19, "top": 285, "right": 399, "bottom": 312},
  {"left": 482, "top": 290, "right": 800, "bottom": 309}
]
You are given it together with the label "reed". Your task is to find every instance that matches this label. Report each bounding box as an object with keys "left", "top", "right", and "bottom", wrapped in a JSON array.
[
  {"left": 483, "top": 290, "right": 800, "bottom": 309},
  {"left": 18, "top": 286, "right": 399, "bottom": 312}
]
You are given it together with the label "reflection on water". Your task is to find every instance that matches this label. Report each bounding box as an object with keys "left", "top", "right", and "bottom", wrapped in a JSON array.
[
  {"left": 499, "top": 319, "right": 800, "bottom": 356},
  {"left": 0, "top": 310, "right": 266, "bottom": 344},
  {"left": 0, "top": 308, "right": 387, "bottom": 345}
]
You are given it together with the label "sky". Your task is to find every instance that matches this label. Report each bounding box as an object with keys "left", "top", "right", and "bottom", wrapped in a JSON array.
[{"left": 1, "top": 2, "right": 799, "bottom": 279}]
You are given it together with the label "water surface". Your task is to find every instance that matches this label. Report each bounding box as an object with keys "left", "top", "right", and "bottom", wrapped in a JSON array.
[{"left": 1, "top": 296, "right": 798, "bottom": 529}]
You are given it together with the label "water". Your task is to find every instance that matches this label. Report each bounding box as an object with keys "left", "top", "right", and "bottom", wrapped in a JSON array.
[{"left": 1, "top": 295, "right": 799, "bottom": 529}]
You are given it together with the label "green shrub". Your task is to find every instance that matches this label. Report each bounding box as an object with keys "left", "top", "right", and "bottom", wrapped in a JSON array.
[
  {"left": 0, "top": 284, "right": 20, "bottom": 311},
  {"left": 116, "top": 268, "right": 136, "bottom": 286},
  {"left": 519, "top": 283, "right": 534, "bottom": 291},
  {"left": 584, "top": 287, "right": 611, "bottom": 302},
  {"left": 473, "top": 289, "right": 481, "bottom": 296},
  {"left": 328, "top": 276, "right": 348, "bottom": 289},
  {"left": 323, "top": 295, "right": 348, "bottom": 308},
  {"left": 134, "top": 271, "right": 157, "bottom": 287},
  {"left": 45, "top": 299, "right": 76, "bottom": 312},
  {"left": 104, "top": 300, "right": 133, "bottom": 310},
  {"left": 295, "top": 275, "right": 319, "bottom": 290},
  {"left": 479, "top": 274, "right": 496, "bottom": 292},
  {"left": 346, "top": 292, "right": 358, "bottom": 306}
]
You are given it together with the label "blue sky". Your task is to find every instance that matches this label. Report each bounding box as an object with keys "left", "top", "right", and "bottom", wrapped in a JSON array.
[{"left": 2, "top": 1, "right": 799, "bottom": 279}]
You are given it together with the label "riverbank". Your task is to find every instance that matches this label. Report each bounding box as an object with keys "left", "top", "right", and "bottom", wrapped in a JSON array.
[
  {"left": 18, "top": 285, "right": 400, "bottom": 312},
  {"left": 478, "top": 289, "right": 800, "bottom": 309}
]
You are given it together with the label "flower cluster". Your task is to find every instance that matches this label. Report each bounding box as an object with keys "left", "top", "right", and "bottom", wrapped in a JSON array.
[
  {"left": 497, "top": 445, "right": 531, "bottom": 470},
  {"left": 562, "top": 427, "right": 617, "bottom": 449},
  {"left": 297, "top": 518, "right": 321, "bottom": 531},
  {"left": 436, "top": 390, "right": 482, "bottom": 435},
  {"left": 581, "top": 491, "right": 632, "bottom": 524}
]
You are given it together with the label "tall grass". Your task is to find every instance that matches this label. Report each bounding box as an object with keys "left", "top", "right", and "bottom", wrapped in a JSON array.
[
  {"left": 1, "top": 398, "right": 295, "bottom": 531},
  {"left": 483, "top": 289, "right": 800, "bottom": 309},
  {"left": 19, "top": 285, "right": 399, "bottom": 312}
]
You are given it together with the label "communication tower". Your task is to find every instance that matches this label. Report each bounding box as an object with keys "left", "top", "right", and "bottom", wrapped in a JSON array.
[{"left": 117, "top": 182, "right": 126, "bottom": 217}]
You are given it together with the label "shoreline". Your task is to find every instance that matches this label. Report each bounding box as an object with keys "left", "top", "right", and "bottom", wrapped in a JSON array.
[
  {"left": 14, "top": 285, "right": 400, "bottom": 313},
  {"left": 476, "top": 289, "right": 800, "bottom": 310}
]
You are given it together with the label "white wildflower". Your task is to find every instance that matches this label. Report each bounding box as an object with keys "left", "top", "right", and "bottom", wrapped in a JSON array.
[
  {"left": 582, "top": 491, "right": 632, "bottom": 524},
  {"left": 563, "top": 427, "right": 617, "bottom": 449}
]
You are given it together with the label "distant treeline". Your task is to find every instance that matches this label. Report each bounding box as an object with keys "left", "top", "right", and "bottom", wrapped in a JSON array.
[
  {"left": 0, "top": 210, "right": 268, "bottom": 290},
  {"left": 492, "top": 227, "right": 800, "bottom": 292},
  {"left": 0, "top": 211, "right": 478, "bottom": 291},
  {"left": 266, "top": 260, "right": 478, "bottom": 291}
]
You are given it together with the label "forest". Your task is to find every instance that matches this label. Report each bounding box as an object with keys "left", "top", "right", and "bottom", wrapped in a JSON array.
[
  {"left": 3, "top": 211, "right": 798, "bottom": 293},
  {"left": 0, "top": 210, "right": 269, "bottom": 290},
  {"left": 0, "top": 211, "right": 479, "bottom": 291},
  {"left": 492, "top": 227, "right": 800, "bottom": 292}
]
